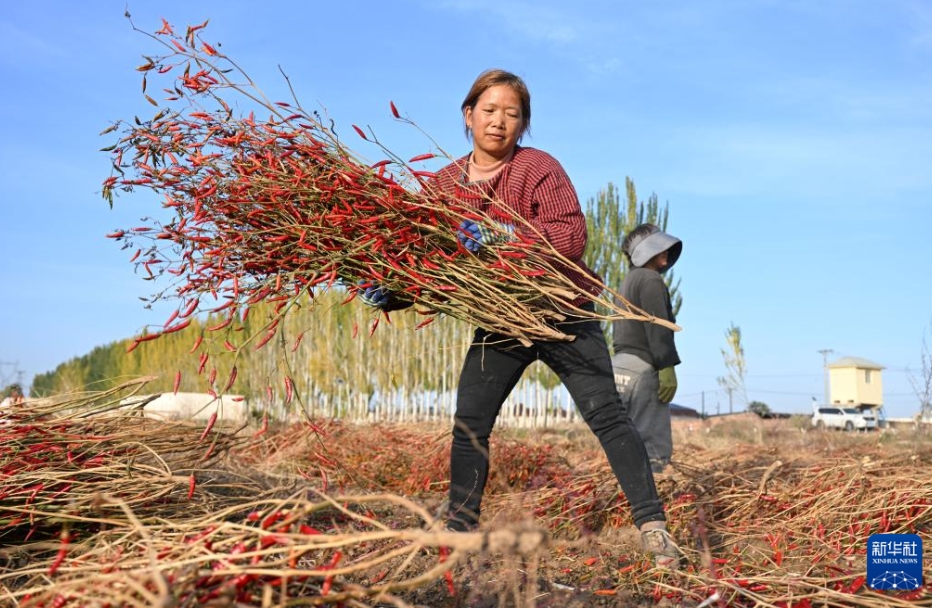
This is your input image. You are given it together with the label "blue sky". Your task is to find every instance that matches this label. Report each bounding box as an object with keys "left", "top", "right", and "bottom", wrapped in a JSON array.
[{"left": 1, "top": 1, "right": 931, "bottom": 418}]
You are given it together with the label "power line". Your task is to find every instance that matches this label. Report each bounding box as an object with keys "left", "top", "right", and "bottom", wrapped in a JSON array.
[
  {"left": 817, "top": 348, "right": 834, "bottom": 405},
  {"left": 0, "top": 360, "right": 24, "bottom": 387}
]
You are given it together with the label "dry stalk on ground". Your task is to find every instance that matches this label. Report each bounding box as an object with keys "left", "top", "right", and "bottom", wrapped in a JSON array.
[{"left": 3, "top": 386, "right": 931, "bottom": 607}]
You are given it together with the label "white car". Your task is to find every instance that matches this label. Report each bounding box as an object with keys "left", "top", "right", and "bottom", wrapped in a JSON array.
[{"left": 812, "top": 406, "right": 878, "bottom": 431}]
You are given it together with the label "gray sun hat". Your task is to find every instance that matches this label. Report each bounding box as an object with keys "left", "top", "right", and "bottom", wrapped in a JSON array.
[{"left": 628, "top": 226, "right": 682, "bottom": 269}]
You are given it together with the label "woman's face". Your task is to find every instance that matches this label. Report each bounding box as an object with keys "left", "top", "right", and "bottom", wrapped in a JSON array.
[
  {"left": 645, "top": 250, "right": 670, "bottom": 272},
  {"left": 464, "top": 84, "right": 524, "bottom": 162}
]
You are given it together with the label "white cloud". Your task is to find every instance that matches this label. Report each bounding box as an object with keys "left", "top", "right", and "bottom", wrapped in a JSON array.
[
  {"left": 436, "top": 0, "right": 592, "bottom": 44},
  {"left": 433, "top": 0, "right": 625, "bottom": 74}
]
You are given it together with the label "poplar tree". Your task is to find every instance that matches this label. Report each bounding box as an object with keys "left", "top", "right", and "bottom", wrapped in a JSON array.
[{"left": 717, "top": 322, "right": 749, "bottom": 412}]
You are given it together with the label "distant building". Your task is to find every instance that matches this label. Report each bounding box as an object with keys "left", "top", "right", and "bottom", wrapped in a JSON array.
[
  {"left": 670, "top": 403, "right": 702, "bottom": 418},
  {"left": 119, "top": 392, "right": 250, "bottom": 422},
  {"left": 828, "top": 356, "right": 884, "bottom": 411}
]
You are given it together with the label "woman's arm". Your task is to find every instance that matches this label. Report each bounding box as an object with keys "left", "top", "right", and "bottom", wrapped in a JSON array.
[{"left": 521, "top": 154, "right": 588, "bottom": 261}]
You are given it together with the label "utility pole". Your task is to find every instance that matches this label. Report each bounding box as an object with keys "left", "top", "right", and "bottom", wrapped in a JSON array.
[
  {"left": 817, "top": 349, "right": 834, "bottom": 406},
  {"left": 0, "top": 361, "right": 23, "bottom": 388}
]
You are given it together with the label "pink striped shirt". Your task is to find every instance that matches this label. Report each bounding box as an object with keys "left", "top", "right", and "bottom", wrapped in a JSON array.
[{"left": 429, "top": 146, "right": 603, "bottom": 303}]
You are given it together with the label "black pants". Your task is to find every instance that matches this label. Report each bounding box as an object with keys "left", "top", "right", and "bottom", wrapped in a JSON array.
[{"left": 447, "top": 305, "right": 666, "bottom": 530}]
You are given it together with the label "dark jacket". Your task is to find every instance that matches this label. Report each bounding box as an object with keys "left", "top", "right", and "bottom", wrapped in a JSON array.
[{"left": 612, "top": 267, "right": 680, "bottom": 369}]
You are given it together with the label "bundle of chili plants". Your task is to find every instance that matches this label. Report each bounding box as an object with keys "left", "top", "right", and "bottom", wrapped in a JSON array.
[
  {"left": 10, "top": 491, "right": 545, "bottom": 607},
  {"left": 0, "top": 379, "right": 241, "bottom": 545},
  {"left": 0, "top": 384, "right": 546, "bottom": 607},
  {"left": 102, "top": 17, "right": 676, "bottom": 358}
]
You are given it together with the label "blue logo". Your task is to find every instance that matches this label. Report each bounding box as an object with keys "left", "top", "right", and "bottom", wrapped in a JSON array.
[{"left": 867, "top": 534, "right": 923, "bottom": 591}]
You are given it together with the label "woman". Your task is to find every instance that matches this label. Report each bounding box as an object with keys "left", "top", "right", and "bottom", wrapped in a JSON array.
[
  {"left": 612, "top": 223, "right": 683, "bottom": 475},
  {"left": 433, "top": 68, "right": 684, "bottom": 567},
  {"left": 364, "top": 69, "right": 682, "bottom": 568}
]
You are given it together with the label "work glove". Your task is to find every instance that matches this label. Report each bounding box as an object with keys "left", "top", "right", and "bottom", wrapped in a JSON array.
[
  {"left": 357, "top": 281, "right": 413, "bottom": 312},
  {"left": 658, "top": 366, "right": 678, "bottom": 404},
  {"left": 457, "top": 219, "right": 516, "bottom": 253},
  {"left": 358, "top": 282, "right": 390, "bottom": 309}
]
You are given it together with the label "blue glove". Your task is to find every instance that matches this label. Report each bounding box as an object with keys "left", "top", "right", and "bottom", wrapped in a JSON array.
[
  {"left": 358, "top": 282, "right": 390, "bottom": 308},
  {"left": 356, "top": 281, "right": 414, "bottom": 312},
  {"left": 457, "top": 219, "right": 516, "bottom": 253}
]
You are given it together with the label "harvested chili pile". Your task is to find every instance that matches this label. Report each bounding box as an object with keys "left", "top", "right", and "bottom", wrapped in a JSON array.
[
  {"left": 2, "top": 385, "right": 931, "bottom": 606},
  {"left": 230, "top": 418, "right": 932, "bottom": 606}
]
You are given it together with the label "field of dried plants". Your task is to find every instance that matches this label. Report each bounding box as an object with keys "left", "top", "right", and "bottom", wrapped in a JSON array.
[{"left": 1, "top": 381, "right": 930, "bottom": 607}]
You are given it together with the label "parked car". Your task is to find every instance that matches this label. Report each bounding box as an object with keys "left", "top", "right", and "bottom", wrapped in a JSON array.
[{"left": 811, "top": 406, "right": 878, "bottom": 431}]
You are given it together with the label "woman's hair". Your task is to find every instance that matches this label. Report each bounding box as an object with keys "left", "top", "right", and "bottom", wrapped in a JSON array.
[
  {"left": 461, "top": 69, "right": 531, "bottom": 141},
  {"left": 621, "top": 223, "right": 660, "bottom": 262}
]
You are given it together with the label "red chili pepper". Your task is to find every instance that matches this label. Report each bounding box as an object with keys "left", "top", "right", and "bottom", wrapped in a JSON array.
[
  {"left": 189, "top": 334, "right": 204, "bottom": 354},
  {"left": 252, "top": 414, "right": 268, "bottom": 438},
  {"left": 223, "top": 366, "right": 238, "bottom": 391},
  {"left": 198, "top": 352, "right": 209, "bottom": 374},
  {"left": 369, "top": 314, "right": 381, "bottom": 336},
  {"left": 163, "top": 318, "right": 192, "bottom": 334},
  {"left": 352, "top": 125, "right": 367, "bottom": 140},
  {"left": 415, "top": 317, "right": 436, "bottom": 330},
  {"left": 173, "top": 370, "right": 182, "bottom": 394},
  {"left": 207, "top": 316, "right": 233, "bottom": 332},
  {"left": 260, "top": 511, "right": 284, "bottom": 530},
  {"left": 254, "top": 328, "right": 276, "bottom": 350},
  {"left": 408, "top": 153, "right": 435, "bottom": 163},
  {"left": 439, "top": 546, "right": 456, "bottom": 596},
  {"left": 199, "top": 412, "right": 217, "bottom": 442},
  {"left": 48, "top": 528, "right": 70, "bottom": 576},
  {"left": 390, "top": 101, "right": 400, "bottom": 118},
  {"left": 321, "top": 551, "right": 343, "bottom": 594},
  {"left": 187, "top": 473, "right": 196, "bottom": 499}
]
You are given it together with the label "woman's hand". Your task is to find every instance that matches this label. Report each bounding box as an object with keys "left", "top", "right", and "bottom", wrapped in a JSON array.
[
  {"left": 359, "top": 283, "right": 390, "bottom": 308},
  {"left": 457, "top": 219, "right": 516, "bottom": 253}
]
